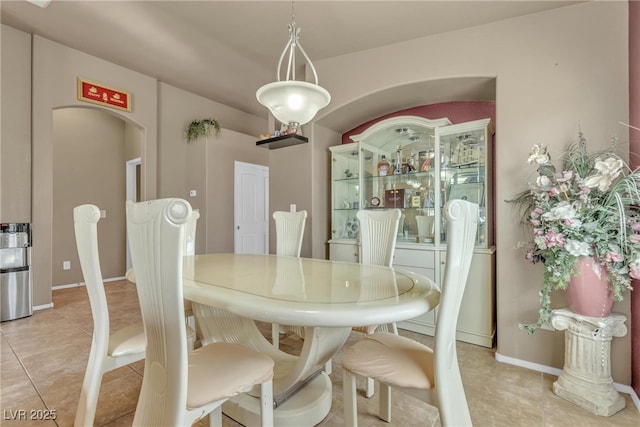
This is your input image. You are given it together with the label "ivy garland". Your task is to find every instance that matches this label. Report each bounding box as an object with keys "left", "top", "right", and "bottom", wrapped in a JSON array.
[{"left": 185, "top": 118, "right": 221, "bottom": 143}]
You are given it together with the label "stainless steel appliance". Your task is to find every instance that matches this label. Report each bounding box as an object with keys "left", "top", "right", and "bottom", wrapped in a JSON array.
[{"left": 1, "top": 223, "right": 32, "bottom": 321}]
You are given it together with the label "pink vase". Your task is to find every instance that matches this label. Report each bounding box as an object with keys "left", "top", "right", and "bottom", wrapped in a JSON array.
[{"left": 566, "top": 257, "right": 614, "bottom": 317}]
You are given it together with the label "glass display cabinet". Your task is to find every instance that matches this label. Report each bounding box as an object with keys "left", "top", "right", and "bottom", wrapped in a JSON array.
[{"left": 328, "top": 116, "right": 496, "bottom": 347}]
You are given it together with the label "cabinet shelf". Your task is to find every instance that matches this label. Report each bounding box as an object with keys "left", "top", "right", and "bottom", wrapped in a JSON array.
[{"left": 256, "top": 134, "right": 308, "bottom": 149}]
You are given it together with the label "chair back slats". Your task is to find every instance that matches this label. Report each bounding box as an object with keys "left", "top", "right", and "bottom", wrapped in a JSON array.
[
  {"left": 126, "top": 199, "right": 192, "bottom": 426},
  {"left": 356, "top": 209, "right": 401, "bottom": 267},
  {"left": 273, "top": 210, "right": 307, "bottom": 256},
  {"left": 73, "top": 205, "right": 110, "bottom": 348},
  {"left": 435, "top": 199, "right": 478, "bottom": 426}
]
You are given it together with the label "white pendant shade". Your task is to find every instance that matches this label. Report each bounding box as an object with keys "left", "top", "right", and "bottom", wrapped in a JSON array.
[
  {"left": 257, "top": 2, "right": 331, "bottom": 128},
  {"left": 256, "top": 81, "right": 331, "bottom": 126}
]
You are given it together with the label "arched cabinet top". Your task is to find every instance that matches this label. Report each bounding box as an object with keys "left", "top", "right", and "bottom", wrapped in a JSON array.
[{"left": 349, "top": 116, "right": 452, "bottom": 143}]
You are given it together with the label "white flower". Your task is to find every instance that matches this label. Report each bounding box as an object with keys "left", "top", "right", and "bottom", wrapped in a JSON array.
[
  {"left": 536, "top": 175, "right": 552, "bottom": 188},
  {"left": 533, "top": 235, "right": 547, "bottom": 250},
  {"left": 528, "top": 144, "right": 550, "bottom": 165},
  {"left": 565, "top": 239, "right": 591, "bottom": 257},
  {"left": 584, "top": 157, "right": 624, "bottom": 192},
  {"left": 541, "top": 201, "right": 579, "bottom": 222}
]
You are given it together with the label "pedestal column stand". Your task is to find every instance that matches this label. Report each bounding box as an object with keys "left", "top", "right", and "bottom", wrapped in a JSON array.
[{"left": 550, "top": 308, "right": 627, "bottom": 416}]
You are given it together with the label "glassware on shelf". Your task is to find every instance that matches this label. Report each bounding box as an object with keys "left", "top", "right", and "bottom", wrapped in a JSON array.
[
  {"left": 377, "top": 155, "right": 390, "bottom": 176},
  {"left": 395, "top": 145, "right": 403, "bottom": 175}
]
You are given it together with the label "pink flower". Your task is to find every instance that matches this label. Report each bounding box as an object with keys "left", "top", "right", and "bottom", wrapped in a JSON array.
[
  {"left": 534, "top": 207, "right": 543, "bottom": 215},
  {"left": 530, "top": 219, "right": 540, "bottom": 226},
  {"left": 545, "top": 230, "right": 565, "bottom": 248},
  {"left": 605, "top": 252, "right": 623, "bottom": 263},
  {"left": 632, "top": 222, "right": 640, "bottom": 232},
  {"left": 557, "top": 170, "right": 573, "bottom": 182},
  {"left": 525, "top": 249, "right": 535, "bottom": 263},
  {"left": 549, "top": 187, "right": 559, "bottom": 197}
]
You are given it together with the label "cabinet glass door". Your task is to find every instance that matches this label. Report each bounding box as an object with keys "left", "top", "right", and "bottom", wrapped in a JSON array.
[
  {"left": 359, "top": 124, "right": 439, "bottom": 245},
  {"left": 331, "top": 144, "right": 360, "bottom": 240},
  {"left": 437, "top": 119, "right": 493, "bottom": 247}
]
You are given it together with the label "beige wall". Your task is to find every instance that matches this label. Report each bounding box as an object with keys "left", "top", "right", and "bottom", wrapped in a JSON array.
[
  {"left": 309, "top": 123, "right": 341, "bottom": 259},
  {"left": 312, "top": 1, "right": 630, "bottom": 383},
  {"left": 268, "top": 143, "right": 312, "bottom": 256},
  {"left": 157, "top": 83, "right": 269, "bottom": 254},
  {"left": 0, "top": 25, "right": 31, "bottom": 223},
  {"left": 30, "top": 35, "right": 158, "bottom": 307},
  {"left": 52, "top": 108, "right": 128, "bottom": 286},
  {"left": 205, "top": 130, "right": 269, "bottom": 253}
]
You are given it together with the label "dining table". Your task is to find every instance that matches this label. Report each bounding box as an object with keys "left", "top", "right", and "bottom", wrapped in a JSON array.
[{"left": 182, "top": 253, "right": 440, "bottom": 427}]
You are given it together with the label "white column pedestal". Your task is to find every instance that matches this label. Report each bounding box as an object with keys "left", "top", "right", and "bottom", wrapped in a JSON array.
[{"left": 551, "top": 308, "right": 627, "bottom": 416}]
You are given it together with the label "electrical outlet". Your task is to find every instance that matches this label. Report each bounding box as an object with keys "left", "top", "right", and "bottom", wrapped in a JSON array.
[
  {"left": 63, "top": 261, "right": 71, "bottom": 270},
  {"left": 189, "top": 190, "right": 197, "bottom": 197},
  {"left": 100, "top": 210, "right": 106, "bottom": 218}
]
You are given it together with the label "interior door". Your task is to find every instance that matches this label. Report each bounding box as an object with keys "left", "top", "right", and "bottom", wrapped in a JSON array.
[
  {"left": 125, "top": 157, "right": 141, "bottom": 271},
  {"left": 234, "top": 161, "right": 269, "bottom": 254}
]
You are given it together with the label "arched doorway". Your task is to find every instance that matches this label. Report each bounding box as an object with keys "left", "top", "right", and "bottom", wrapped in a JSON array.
[{"left": 50, "top": 107, "right": 143, "bottom": 288}]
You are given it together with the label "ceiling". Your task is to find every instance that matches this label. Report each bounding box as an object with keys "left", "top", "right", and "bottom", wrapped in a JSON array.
[{"left": 1, "top": 0, "right": 582, "bottom": 132}]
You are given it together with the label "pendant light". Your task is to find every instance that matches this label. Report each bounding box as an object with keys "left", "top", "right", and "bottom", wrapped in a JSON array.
[{"left": 256, "top": 1, "right": 330, "bottom": 132}]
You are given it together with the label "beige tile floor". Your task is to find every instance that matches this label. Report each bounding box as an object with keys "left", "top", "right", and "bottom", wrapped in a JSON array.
[{"left": 1, "top": 280, "right": 639, "bottom": 427}]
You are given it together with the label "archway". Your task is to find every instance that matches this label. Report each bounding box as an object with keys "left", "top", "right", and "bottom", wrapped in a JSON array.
[{"left": 49, "top": 106, "right": 143, "bottom": 289}]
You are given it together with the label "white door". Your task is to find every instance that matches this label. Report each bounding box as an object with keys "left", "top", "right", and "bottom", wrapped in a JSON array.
[
  {"left": 234, "top": 161, "right": 269, "bottom": 254},
  {"left": 125, "top": 157, "right": 141, "bottom": 271}
]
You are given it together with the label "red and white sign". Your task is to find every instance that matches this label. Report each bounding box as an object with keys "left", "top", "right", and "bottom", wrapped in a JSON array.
[{"left": 77, "top": 78, "right": 131, "bottom": 111}]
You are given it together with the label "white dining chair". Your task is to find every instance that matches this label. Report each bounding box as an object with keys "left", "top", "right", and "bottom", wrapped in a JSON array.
[
  {"left": 271, "top": 210, "right": 307, "bottom": 349},
  {"left": 353, "top": 208, "right": 401, "bottom": 397},
  {"left": 126, "top": 198, "right": 274, "bottom": 427},
  {"left": 125, "top": 210, "right": 199, "bottom": 351},
  {"left": 341, "top": 199, "right": 478, "bottom": 427},
  {"left": 182, "top": 209, "right": 200, "bottom": 345},
  {"left": 73, "top": 204, "right": 146, "bottom": 427}
]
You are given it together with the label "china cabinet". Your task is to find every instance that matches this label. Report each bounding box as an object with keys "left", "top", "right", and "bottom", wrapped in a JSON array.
[{"left": 328, "top": 116, "right": 496, "bottom": 347}]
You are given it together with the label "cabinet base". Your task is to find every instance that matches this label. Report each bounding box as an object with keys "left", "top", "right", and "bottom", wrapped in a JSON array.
[{"left": 398, "top": 322, "right": 495, "bottom": 348}]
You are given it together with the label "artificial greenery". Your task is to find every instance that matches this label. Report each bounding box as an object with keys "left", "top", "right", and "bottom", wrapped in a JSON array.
[
  {"left": 508, "top": 133, "right": 640, "bottom": 333},
  {"left": 185, "top": 118, "right": 221, "bottom": 143}
]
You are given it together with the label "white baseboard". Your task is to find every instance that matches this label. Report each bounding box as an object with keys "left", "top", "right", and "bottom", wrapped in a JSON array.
[
  {"left": 52, "top": 276, "right": 126, "bottom": 291},
  {"left": 33, "top": 302, "right": 53, "bottom": 311},
  {"left": 495, "top": 352, "right": 640, "bottom": 412},
  {"left": 52, "top": 282, "right": 84, "bottom": 290}
]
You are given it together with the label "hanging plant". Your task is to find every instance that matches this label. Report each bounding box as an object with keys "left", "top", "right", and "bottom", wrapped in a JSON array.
[{"left": 185, "top": 118, "right": 221, "bottom": 143}]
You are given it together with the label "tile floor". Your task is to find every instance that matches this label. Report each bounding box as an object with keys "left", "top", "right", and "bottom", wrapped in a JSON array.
[{"left": 1, "top": 280, "right": 639, "bottom": 426}]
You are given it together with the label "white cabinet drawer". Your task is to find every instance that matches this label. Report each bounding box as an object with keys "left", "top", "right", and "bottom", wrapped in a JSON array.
[
  {"left": 393, "top": 248, "right": 435, "bottom": 269},
  {"left": 329, "top": 241, "right": 359, "bottom": 263}
]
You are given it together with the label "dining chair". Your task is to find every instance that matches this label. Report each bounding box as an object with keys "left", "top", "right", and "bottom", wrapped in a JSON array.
[
  {"left": 270, "top": 210, "right": 307, "bottom": 349},
  {"left": 182, "top": 209, "right": 200, "bottom": 344},
  {"left": 353, "top": 208, "right": 401, "bottom": 397},
  {"left": 73, "top": 204, "right": 146, "bottom": 427},
  {"left": 341, "top": 199, "right": 478, "bottom": 427},
  {"left": 125, "top": 210, "right": 199, "bottom": 351},
  {"left": 126, "top": 198, "right": 274, "bottom": 427}
]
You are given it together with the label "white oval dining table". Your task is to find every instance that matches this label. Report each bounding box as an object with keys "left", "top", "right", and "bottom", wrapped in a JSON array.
[{"left": 183, "top": 253, "right": 440, "bottom": 427}]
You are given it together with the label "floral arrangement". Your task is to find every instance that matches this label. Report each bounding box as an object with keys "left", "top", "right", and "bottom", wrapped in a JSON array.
[{"left": 509, "top": 133, "right": 640, "bottom": 333}]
